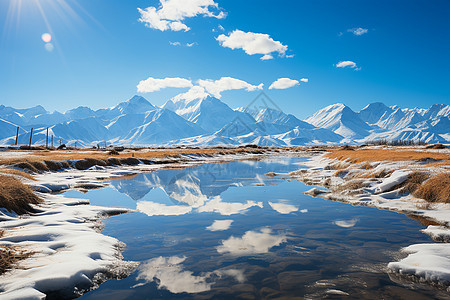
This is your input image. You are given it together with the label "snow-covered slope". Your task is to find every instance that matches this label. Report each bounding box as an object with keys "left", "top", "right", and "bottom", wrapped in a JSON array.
[
  {"left": 163, "top": 93, "right": 252, "bottom": 133},
  {"left": 122, "top": 109, "right": 205, "bottom": 145},
  {"left": 305, "top": 103, "right": 372, "bottom": 139},
  {"left": 96, "top": 95, "right": 157, "bottom": 121},
  {"left": 0, "top": 118, "right": 26, "bottom": 140},
  {"left": 358, "top": 102, "right": 393, "bottom": 125},
  {"left": 0, "top": 97, "right": 448, "bottom": 147},
  {"left": 305, "top": 102, "right": 449, "bottom": 144}
]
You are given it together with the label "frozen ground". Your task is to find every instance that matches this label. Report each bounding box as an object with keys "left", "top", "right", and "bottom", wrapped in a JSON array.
[{"left": 289, "top": 149, "right": 450, "bottom": 290}]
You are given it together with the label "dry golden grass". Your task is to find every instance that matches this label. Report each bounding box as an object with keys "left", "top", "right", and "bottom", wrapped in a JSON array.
[
  {"left": 324, "top": 162, "right": 349, "bottom": 170},
  {"left": 336, "top": 180, "right": 368, "bottom": 194},
  {"left": 333, "top": 169, "right": 347, "bottom": 177},
  {"left": 400, "top": 171, "right": 430, "bottom": 194},
  {"left": 0, "top": 169, "right": 35, "bottom": 181},
  {"left": 0, "top": 245, "right": 33, "bottom": 275},
  {"left": 326, "top": 148, "right": 450, "bottom": 164},
  {"left": 414, "top": 173, "right": 450, "bottom": 203},
  {"left": 0, "top": 148, "right": 260, "bottom": 165},
  {"left": 0, "top": 175, "right": 42, "bottom": 214},
  {"left": 360, "top": 162, "right": 374, "bottom": 170},
  {"left": 356, "top": 169, "right": 393, "bottom": 179},
  {"left": 74, "top": 158, "right": 107, "bottom": 170}
]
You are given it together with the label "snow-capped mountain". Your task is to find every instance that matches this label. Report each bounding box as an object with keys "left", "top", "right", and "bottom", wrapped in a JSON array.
[
  {"left": 121, "top": 109, "right": 205, "bottom": 144},
  {"left": 304, "top": 103, "right": 372, "bottom": 139},
  {"left": 358, "top": 102, "right": 393, "bottom": 125},
  {"left": 305, "top": 102, "right": 449, "bottom": 144},
  {"left": 0, "top": 95, "right": 448, "bottom": 147},
  {"left": 163, "top": 92, "right": 253, "bottom": 133}
]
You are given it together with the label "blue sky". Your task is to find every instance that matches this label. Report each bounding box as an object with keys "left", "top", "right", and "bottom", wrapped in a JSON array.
[{"left": 0, "top": 0, "right": 449, "bottom": 119}]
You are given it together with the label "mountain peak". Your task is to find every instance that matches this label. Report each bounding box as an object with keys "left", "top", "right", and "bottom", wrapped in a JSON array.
[
  {"left": 358, "top": 102, "right": 392, "bottom": 125},
  {"left": 128, "top": 95, "right": 149, "bottom": 104},
  {"left": 171, "top": 86, "right": 210, "bottom": 103}
]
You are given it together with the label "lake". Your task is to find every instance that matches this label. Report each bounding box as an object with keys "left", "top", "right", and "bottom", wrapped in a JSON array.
[{"left": 63, "top": 156, "right": 446, "bottom": 299}]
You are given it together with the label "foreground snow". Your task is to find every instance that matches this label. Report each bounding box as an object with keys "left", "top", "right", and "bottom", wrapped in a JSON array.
[
  {"left": 290, "top": 150, "right": 450, "bottom": 290},
  {"left": 0, "top": 194, "right": 136, "bottom": 299},
  {"left": 0, "top": 150, "right": 279, "bottom": 298}
]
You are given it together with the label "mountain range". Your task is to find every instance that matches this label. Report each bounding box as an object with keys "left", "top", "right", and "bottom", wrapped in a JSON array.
[{"left": 0, "top": 94, "right": 448, "bottom": 147}]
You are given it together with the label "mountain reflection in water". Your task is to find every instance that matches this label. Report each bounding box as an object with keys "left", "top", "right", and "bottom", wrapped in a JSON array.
[
  {"left": 75, "top": 156, "right": 444, "bottom": 299},
  {"left": 109, "top": 157, "right": 303, "bottom": 216}
]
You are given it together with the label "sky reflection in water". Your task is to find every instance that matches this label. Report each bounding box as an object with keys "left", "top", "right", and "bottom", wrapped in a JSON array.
[{"left": 71, "top": 157, "right": 444, "bottom": 299}]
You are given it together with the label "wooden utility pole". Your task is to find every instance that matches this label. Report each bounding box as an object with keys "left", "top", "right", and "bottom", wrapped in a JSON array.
[
  {"left": 46, "top": 127, "right": 49, "bottom": 148},
  {"left": 15, "top": 127, "right": 19, "bottom": 145},
  {"left": 29, "top": 128, "right": 33, "bottom": 148}
]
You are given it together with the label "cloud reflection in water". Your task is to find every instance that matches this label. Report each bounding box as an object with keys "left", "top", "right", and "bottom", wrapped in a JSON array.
[
  {"left": 217, "top": 227, "right": 287, "bottom": 255},
  {"left": 135, "top": 256, "right": 245, "bottom": 294}
]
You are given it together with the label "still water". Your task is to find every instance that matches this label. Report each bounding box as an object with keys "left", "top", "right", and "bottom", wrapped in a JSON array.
[{"left": 64, "top": 156, "right": 446, "bottom": 299}]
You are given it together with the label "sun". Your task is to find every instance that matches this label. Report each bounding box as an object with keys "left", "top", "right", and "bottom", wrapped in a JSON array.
[{"left": 3, "top": 0, "right": 98, "bottom": 50}]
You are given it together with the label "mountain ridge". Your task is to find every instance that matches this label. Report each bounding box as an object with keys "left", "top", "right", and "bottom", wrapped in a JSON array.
[{"left": 1, "top": 96, "right": 448, "bottom": 147}]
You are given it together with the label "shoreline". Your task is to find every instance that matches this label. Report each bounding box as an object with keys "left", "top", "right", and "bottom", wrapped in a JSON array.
[
  {"left": 0, "top": 146, "right": 448, "bottom": 297},
  {"left": 286, "top": 148, "right": 450, "bottom": 290},
  {"left": 0, "top": 149, "right": 302, "bottom": 299}
]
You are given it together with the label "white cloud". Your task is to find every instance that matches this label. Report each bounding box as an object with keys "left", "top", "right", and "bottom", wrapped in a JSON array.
[
  {"left": 348, "top": 27, "right": 368, "bottom": 36},
  {"left": 172, "top": 86, "right": 210, "bottom": 102},
  {"left": 206, "top": 220, "right": 233, "bottom": 231},
  {"left": 335, "top": 61, "right": 360, "bottom": 70},
  {"left": 261, "top": 54, "right": 273, "bottom": 60},
  {"left": 300, "top": 78, "right": 308, "bottom": 83},
  {"left": 137, "top": 77, "right": 193, "bottom": 93},
  {"left": 269, "top": 78, "right": 299, "bottom": 90},
  {"left": 197, "top": 77, "right": 263, "bottom": 98},
  {"left": 169, "top": 41, "right": 197, "bottom": 47},
  {"left": 216, "top": 30, "right": 288, "bottom": 59},
  {"left": 217, "top": 227, "right": 287, "bottom": 255},
  {"left": 138, "top": 0, "right": 226, "bottom": 32}
]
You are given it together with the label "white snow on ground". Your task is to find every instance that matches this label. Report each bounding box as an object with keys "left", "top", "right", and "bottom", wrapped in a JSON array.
[
  {"left": 423, "top": 225, "right": 450, "bottom": 242},
  {"left": 370, "top": 170, "right": 410, "bottom": 194},
  {"left": 0, "top": 193, "right": 136, "bottom": 299},
  {"left": 288, "top": 148, "right": 450, "bottom": 289},
  {"left": 388, "top": 244, "right": 450, "bottom": 287}
]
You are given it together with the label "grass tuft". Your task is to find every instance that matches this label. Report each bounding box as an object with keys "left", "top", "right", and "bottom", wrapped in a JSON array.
[
  {"left": 0, "top": 245, "right": 33, "bottom": 275},
  {"left": 0, "top": 175, "right": 42, "bottom": 214},
  {"left": 0, "top": 169, "right": 35, "bottom": 181},
  {"left": 414, "top": 173, "right": 450, "bottom": 203},
  {"left": 333, "top": 170, "right": 347, "bottom": 177},
  {"left": 400, "top": 171, "right": 430, "bottom": 194},
  {"left": 13, "top": 162, "right": 38, "bottom": 173},
  {"left": 74, "top": 158, "right": 107, "bottom": 170},
  {"left": 120, "top": 157, "right": 141, "bottom": 165}
]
